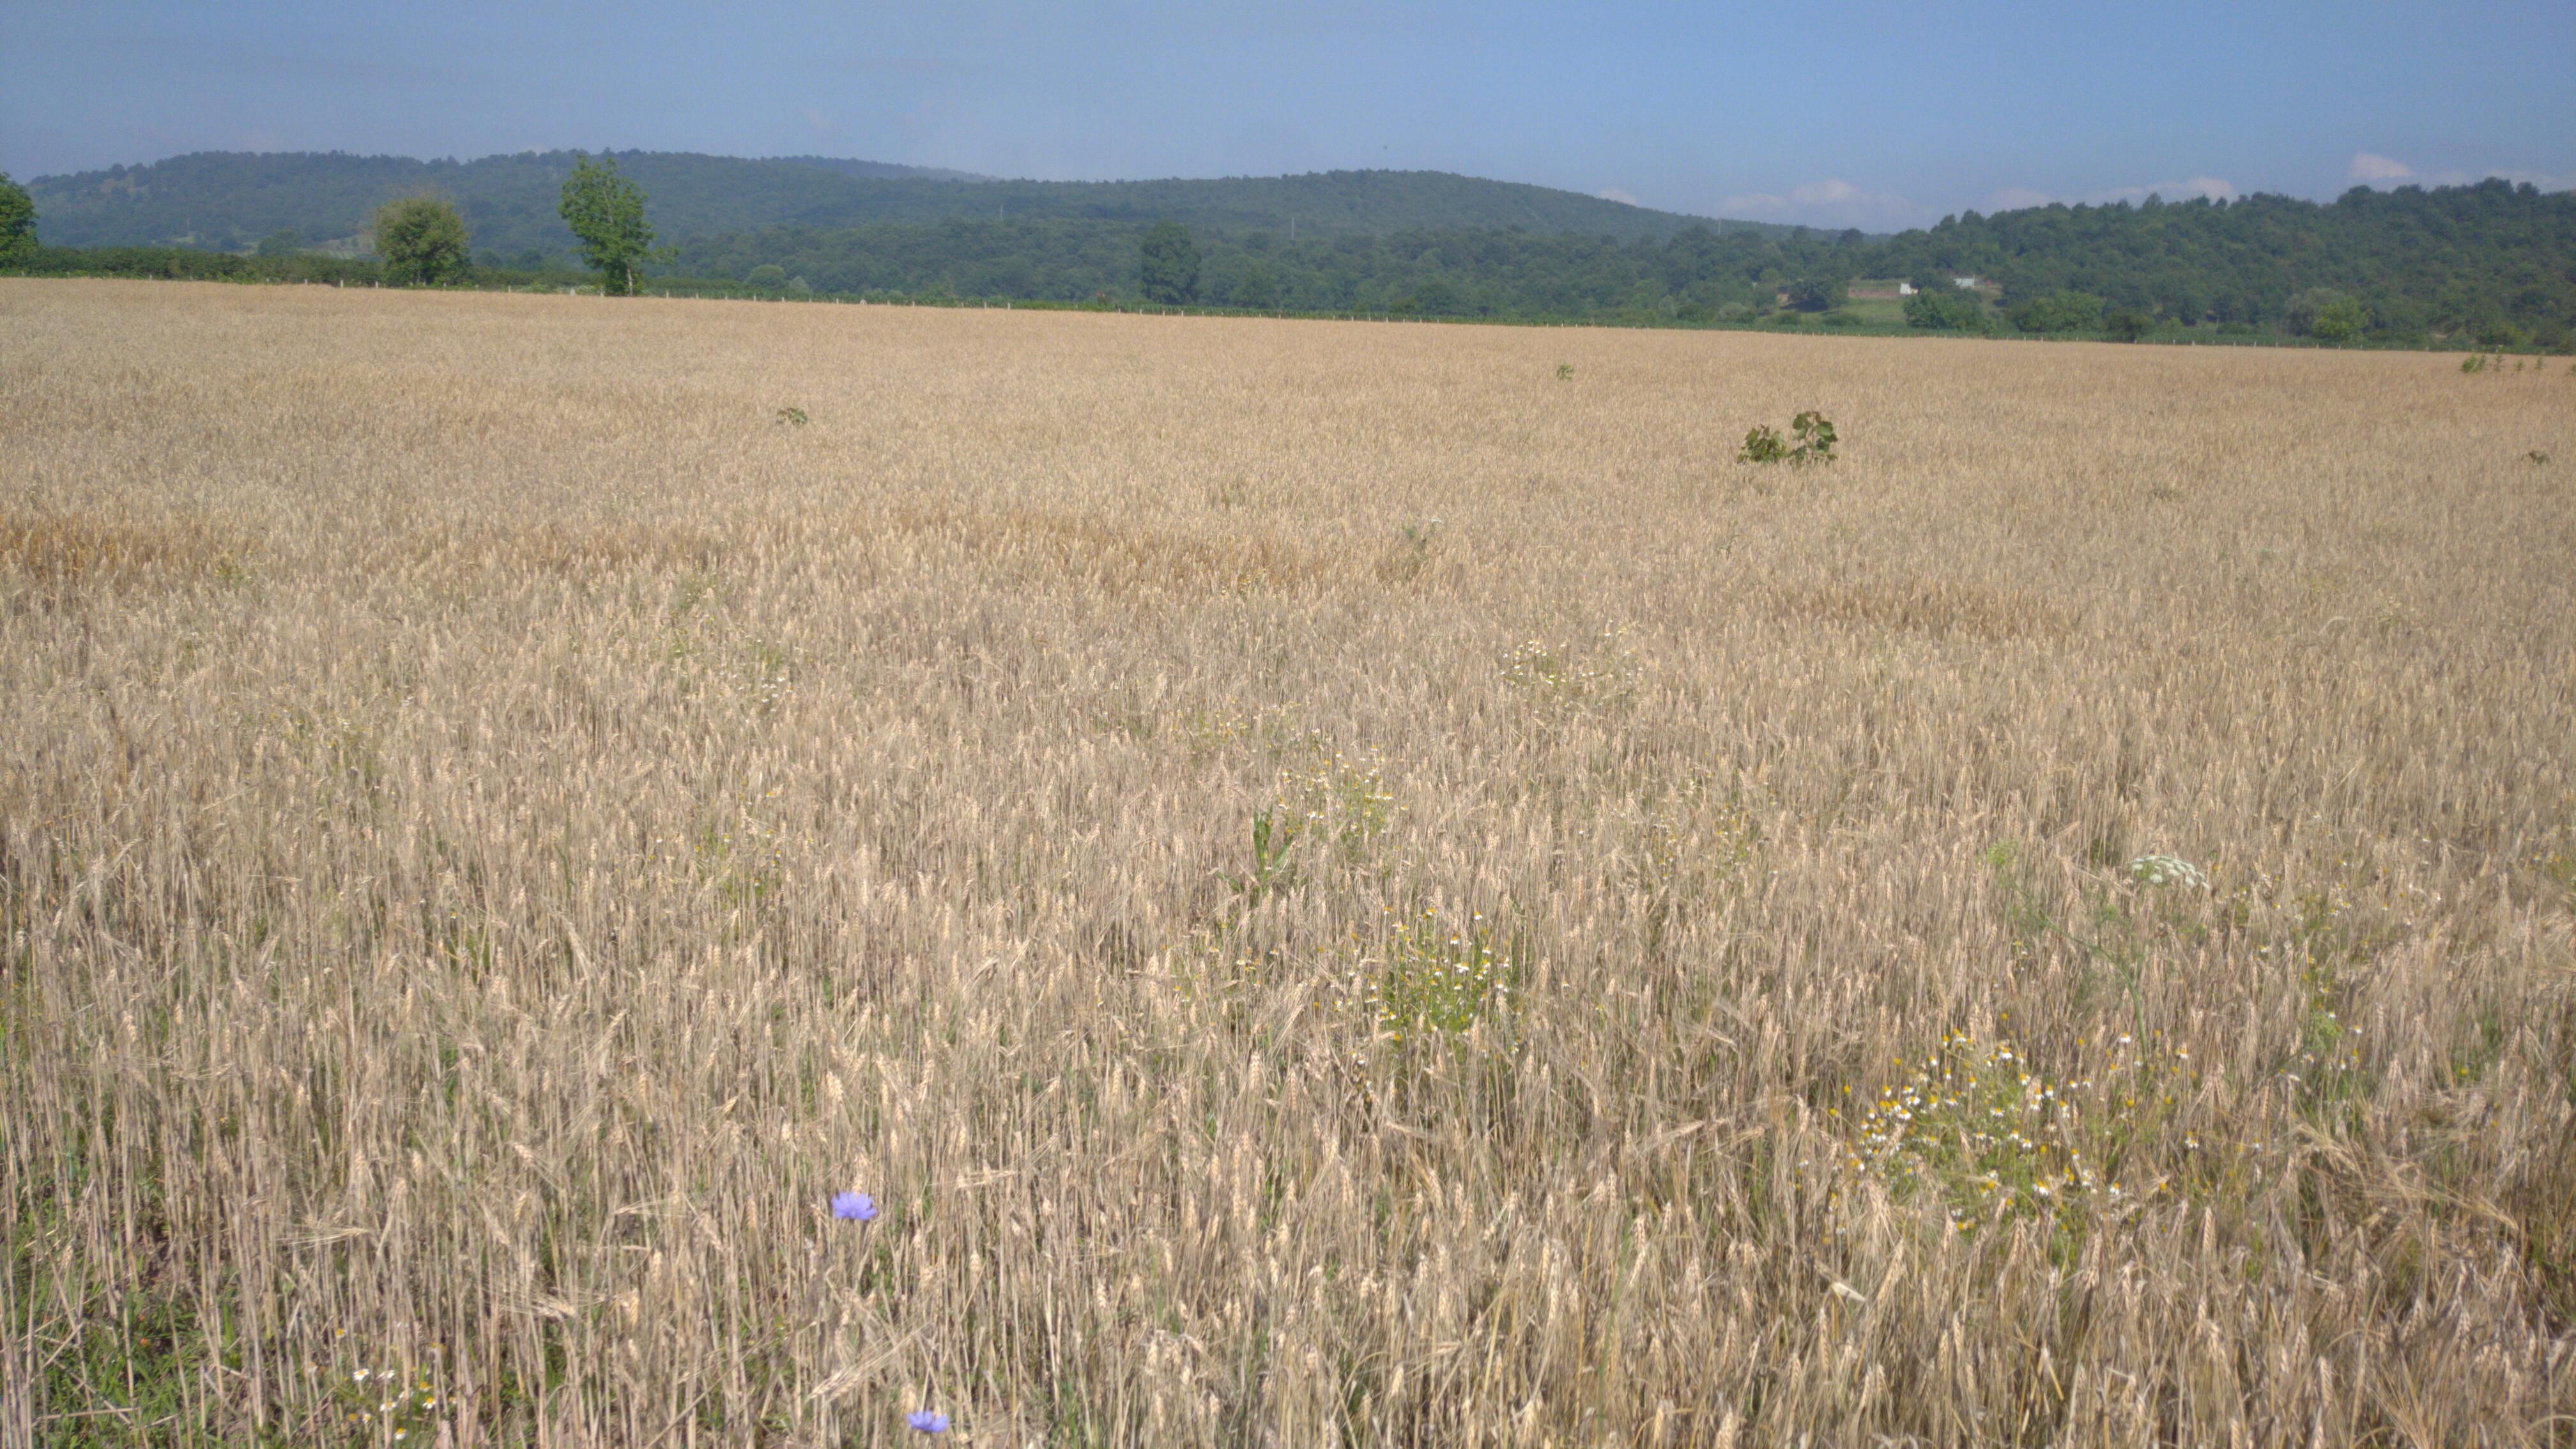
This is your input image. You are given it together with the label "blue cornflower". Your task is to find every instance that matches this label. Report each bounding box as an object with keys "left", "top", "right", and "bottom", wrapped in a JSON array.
[
  {"left": 831, "top": 1192, "right": 878, "bottom": 1222},
  {"left": 906, "top": 1409, "right": 950, "bottom": 1434}
]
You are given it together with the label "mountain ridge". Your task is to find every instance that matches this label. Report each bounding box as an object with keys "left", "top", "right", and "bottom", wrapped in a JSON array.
[{"left": 22, "top": 150, "right": 1796, "bottom": 259}]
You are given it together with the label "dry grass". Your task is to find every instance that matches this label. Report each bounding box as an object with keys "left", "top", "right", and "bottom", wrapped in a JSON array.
[{"left": 2, "top": 279, "right": 2572, "bottom": 1447}]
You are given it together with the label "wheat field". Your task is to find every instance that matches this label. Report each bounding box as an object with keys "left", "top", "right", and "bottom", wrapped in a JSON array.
[{"left": 3, "top": 279, "right": 2572, "bottom": 1446}]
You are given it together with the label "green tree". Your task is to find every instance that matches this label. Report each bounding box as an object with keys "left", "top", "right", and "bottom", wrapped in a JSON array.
[
  {"left": 746, "top": 263, "right": 786, "bottom": 289},
  {"left": 1411, "top": 277, "right": 1463, "bottom": 315},
  {"left": 1903, "top": 288, "right": 1985, "bottom": 332},
  {"left": 558, "top": 155, "right": 660, "bottom": 295},
  {"left": 372, "top": 198, "right": 470, "bottom": 285},
  {"left": 2008, "top": 290, "right": 2105, "bottom": 334},
  {"left": 2103, "top": 307, "right": 2154, "bottom": 342},
  {"left": 2281, "top": 288, "right": 2346, "bottom": 337},
  {"left": 256, "top": 230, "right": 304, "bottom": 257},
  {"left": 0, "top": 172, "right": 36, "bottom": 266},
  {"left": 1784, "top": 276, "right": 1843, "bottom": 312},
  {"left": 1235, "top": 261, "right": 1279, "bottom": 309},
  {"left": 1139, "top": 220, "right": 1200, "bottom": 305},
  {"left": 2310, "top": 296, "right": 2369, "bottom": 345}
]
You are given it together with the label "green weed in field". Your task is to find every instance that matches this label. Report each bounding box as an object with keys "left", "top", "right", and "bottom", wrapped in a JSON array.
[{"left": 1738, "top": 410, "right": 1837, "bottom": 466}]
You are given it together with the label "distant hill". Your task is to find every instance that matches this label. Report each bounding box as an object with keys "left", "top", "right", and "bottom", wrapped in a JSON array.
[
  {"left": 23, "top": 152, "right": 2562, "bottom": 345},
  {"left": 762, "top": 156, "right": 996, "bottom": 184},
  {"left": 22, "top": 150, "right": 1784, "bottom": 259},
  {"left": 654, "top": 181, "right": 2572, "bottom": 344}
]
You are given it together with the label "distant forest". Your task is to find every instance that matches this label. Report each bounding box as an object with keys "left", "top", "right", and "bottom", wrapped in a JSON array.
[
  {"left": 12, "top": 150, "right": 2573, "bottom": 346},
  {"left": 666, "top": 183, "right": 2574, "bottom": 344},
  {"left": 22, "top": 151, "right": 1755, "bottom": 256}
]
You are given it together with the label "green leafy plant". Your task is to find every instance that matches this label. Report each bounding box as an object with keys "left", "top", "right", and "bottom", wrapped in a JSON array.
[
  {"left": 2104, "top": 307, "right": 2155, "bottom": 342},
  {"left": 1328, "top": 905, "right": 1518, "bottom": 1048},
  {"left": 1231, "top": 806, "right": 1305, "bottom": 905},
  {"left": 325, "top": 1354, "right": 452, "bottom": 1443},
  {"left": 1825, "top": 1027, "right": 2204, "bottom": 1237},
  {"left": 558, "top": 153, "right": 670, "bottom": 296},
  {"left": 1784, "top": 277, "right": 1844, "bottom": 312},
  {"left": 2460, "top": 353, "right": 2487, "bottom": 373},
  {"left": 372, "top": 197, "right": 470, "bottom": 286},
  {"left": 1282, "top": 753, "right": 1396, "bottom": 866},
  {"left": 0, "top": 171, "right": 35, "bottom": 265},
  {"left": 774, "top": 406, "right": 809, "bottom": 427},
  {"left": 1556, "top": 363, "right": 1575, "bottom": 381},
  {"left": 1904, "top": 287, "right": 1986, "bottom": 332},
  {"left": 1140, "top": 220, "right": 1201, "bottom": 305},
  {"left": 2310, "top": 296, "right": 2369, "bottom": 345},
  {"left": 1739, "top": 410, "right": 1838, "bottom": 466}
]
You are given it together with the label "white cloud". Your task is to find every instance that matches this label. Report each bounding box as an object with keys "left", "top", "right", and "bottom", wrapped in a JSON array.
[
  {"left": 1720, "top": 178, "right": 1916, "bottom": 226},
  {"left": 2348, "top": 152, "right": 2414, "bottom": 183},
  {"left": 799, "top": 107, "right": 837, "bottom": 139},
  {"left": 1989, "top": 187, "right": 2054, "bottom": 211},
  {"left": 1595, "top": 187, "right": 1637, "bottom": 206}
]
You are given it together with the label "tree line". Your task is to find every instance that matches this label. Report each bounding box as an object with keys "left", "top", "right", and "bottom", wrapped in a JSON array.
[
  {"left": 663, "top": 180, "right": 2574, "bottom": 346},
  {"left": 0, "top": 158, "right": 661, "bottom": 296},
  {"left": 20, "top": 151, "right": 1757, "bottom": 258},
  {"left": 5, "top": 165, "right": 2568, "bottom": 347}
]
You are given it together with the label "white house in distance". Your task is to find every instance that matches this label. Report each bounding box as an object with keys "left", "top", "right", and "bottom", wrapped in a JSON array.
[{"left": 1895, "top": 278, "right": 1982, "bottom": 295}]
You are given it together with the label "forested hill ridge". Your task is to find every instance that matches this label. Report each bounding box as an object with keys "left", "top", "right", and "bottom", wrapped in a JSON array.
[
  {"left": 23, "top": 150, "right": 1765, "bottom": 258},
  {"left": 666, "top": 181, "right": 2571, "bottom": 344},
  {"left": 15, "top": 152, "right": 2570, "bottom": 344},
  {"left": 1880, "top": 183, "right": 2574, "bottom": 342}
]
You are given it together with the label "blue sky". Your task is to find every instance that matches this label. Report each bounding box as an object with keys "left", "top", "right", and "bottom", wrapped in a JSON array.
[{"left": 5, "top": 1, "right": 2570, "bottom": 229}]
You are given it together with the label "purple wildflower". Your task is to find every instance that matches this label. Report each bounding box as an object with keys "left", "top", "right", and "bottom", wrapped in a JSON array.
[
  {"left": 831, "top": 1192, "right": 878, "bottom": 1222},
  {"left": 906, "top": 1409, "right": 949, "bottom": 1434}
]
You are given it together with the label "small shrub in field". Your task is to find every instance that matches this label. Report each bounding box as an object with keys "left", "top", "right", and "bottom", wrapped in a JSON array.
[
  {"left": 774, "top": 406, "right": 809, "bottom": 427},
  {"left": 1740, "top": 410, "right": 1837, "bottom": 466},
  {"left": 1556, "top": 363, "right": 1575, "bottom": 381}
]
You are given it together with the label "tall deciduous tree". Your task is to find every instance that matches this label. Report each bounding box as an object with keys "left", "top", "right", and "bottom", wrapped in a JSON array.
[
  {"left": 558, "top": 155, "right": 659, "bottom": 295},
  {"left": 372, "top": 197, "right": 470, "bottom": 285},
  {"left": 0, "top": 172, "right": 37, "bottom": 265},
  {"left": 1139, "top": 220, "right": 1199, "bottom": 305},
  {"left": 2310, "top": 296, "right": 2370, "bottom": 345},
  {"left": 1903, "top": 287, "right": 1985, "bottom": 332},
  {"left": 1784, "top": 277, "right": 1843, "bottom": 312}
]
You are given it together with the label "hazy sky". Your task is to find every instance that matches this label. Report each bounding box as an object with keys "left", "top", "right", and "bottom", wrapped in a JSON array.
[{"left": 6, "top": 1, "right": 2571, "bottom": 229}]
